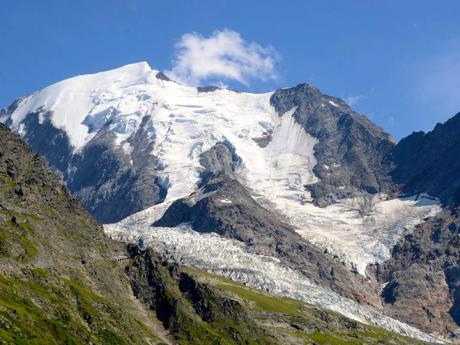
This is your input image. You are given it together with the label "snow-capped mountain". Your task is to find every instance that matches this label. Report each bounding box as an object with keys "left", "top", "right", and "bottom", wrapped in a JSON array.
[
  {"left": 1, "top": 62, "right": 397, "bottom": 223},
  {"left": 1, "top": 62, "right": 452, "bottom": 342},
  {"left": 0, "top": 61, "right": 439, "bottom": 271}
]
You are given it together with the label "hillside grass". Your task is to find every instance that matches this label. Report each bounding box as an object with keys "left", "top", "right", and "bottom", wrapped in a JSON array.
[{"left": 182, "top": 267, "right": 429, "bottom": 345}]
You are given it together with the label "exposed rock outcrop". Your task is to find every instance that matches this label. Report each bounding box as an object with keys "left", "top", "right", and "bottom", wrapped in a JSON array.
[
  {"left": 17, "top": 111, "right": 166, "bottom": 223},
  {"left": 371, "top": 208, "right": 460, "bottom": 341},
  {"left": 389, "top": 112, "right": 460, "bottom": 207},
  {"left": 271, "top": 84, "right": 397, "bottom": 206},
  {"left": 126, "top": 244, "right": 276, "bottom": 344}
]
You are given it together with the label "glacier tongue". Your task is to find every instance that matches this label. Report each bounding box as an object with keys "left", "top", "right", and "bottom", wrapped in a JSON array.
[{"left": 104, "top": 221, "right": 443, "bottom": 344}]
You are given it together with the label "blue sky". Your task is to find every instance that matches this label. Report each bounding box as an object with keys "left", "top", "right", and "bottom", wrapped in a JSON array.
[{"left": 2, "top": 0, "right": 460, "bottom": 139}]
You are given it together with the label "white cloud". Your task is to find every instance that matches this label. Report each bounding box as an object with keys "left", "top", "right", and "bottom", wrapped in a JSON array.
[
  {"left": 344, "top": 94, "right": 363, "bottom": 107},
  {"left": 168, "top": 29, "right": 279, "bottom": 86}
]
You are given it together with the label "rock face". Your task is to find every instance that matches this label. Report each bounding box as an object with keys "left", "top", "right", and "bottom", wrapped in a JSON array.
[
  {"left": 271, "top": 84, "right": 396, "bottom": 206},
  {"left": 198, "top": 141, "right": 241, "bottom": 185},
  {"left": 389, "top": 112, "right": 460, "bottom": 207},
  {"left": 371, "top": 208, "right": 460, "bottom": 340},
  {"left": 126, "top": 244, "right": 276, "bottom": 344},
  {"left": 369, "top": 113, "right": 460, "bottom": 341}
]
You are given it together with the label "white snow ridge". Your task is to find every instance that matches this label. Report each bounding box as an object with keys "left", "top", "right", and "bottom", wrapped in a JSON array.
[{"left": 5, "top": 62, "right": 443, "bottom": 342}]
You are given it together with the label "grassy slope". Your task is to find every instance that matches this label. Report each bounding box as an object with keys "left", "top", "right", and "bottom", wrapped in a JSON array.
[
  {"left": 0, "top": 124, "right": 169, "bottom": 344},
  {"left": 180, "top": 267, "right": 428, "bottom": 345}
]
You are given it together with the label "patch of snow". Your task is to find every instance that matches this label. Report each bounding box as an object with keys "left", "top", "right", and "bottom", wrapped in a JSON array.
[
  {"left": 122, "top": 142, "right": 133, "bottom": 155},
  {"left": 249, "top": 106, "right": 318, "bottom": 205},
  {"left": 0, "top": 113, "right": 8, "bottom": 124},
  {"left": 329, "top": 100, "right": 339, "bottom": 107},
  {"left": 17, "top": 123, "right": 26, "bottom": 136}
]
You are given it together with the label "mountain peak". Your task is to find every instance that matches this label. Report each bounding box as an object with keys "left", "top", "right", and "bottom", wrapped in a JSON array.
[
  {"left": 4, "top": 62, "right": 163, "bottom": 150},
  {"left": 102, "top": 61, "right": 154, "bottom": 74}
]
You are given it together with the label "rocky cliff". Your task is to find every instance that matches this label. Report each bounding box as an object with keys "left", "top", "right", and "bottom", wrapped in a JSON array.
[{"left": 390, "top": 113, "right": 460, "bottom": 207}]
